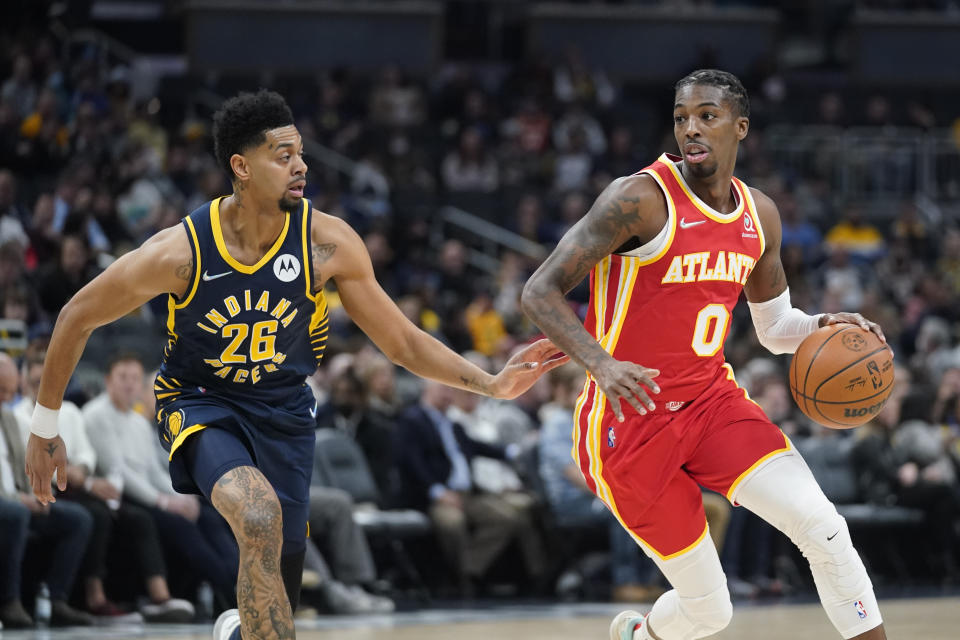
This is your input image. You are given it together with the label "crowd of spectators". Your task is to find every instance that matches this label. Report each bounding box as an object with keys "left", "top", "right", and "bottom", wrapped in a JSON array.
[{"left": 1, "top": 7, "right": 960, "bottom": 630}]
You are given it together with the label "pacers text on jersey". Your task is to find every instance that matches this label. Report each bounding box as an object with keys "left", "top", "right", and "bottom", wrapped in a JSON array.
[{"left": 194, "top": 289, "right": 301, "bottom": 384}]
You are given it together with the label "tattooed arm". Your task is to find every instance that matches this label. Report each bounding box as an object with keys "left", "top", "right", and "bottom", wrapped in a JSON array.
[
  {"left": 26, "top": 224, "right": 192, "bottom": 503},
  {"left": 521, "top": 175, "right": 667, "bottom": 420},
  {"left": 314, "top": 211, "right": 567, "bottom": 398}
]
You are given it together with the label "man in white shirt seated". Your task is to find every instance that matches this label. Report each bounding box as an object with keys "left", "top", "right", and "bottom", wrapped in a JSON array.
[
  {"left": 83, "top": 353, "right": 239, "bottom": 622},
  {"left": 0, "top": 352, "right": 94, "bottom": 628}
]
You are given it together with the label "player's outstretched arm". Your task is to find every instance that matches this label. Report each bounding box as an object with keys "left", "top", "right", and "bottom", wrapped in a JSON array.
[
  {"left": 314, "top": 213, "right": 567, "bottom": 399},
  {"left": 520, "top": 175, "right": 663, "bottom": 421},
  {"left": 25, "top": 225, "right": 193, "bottom": 504},
  {"left": 743, "top": 188, "right": 884, "bottom": 355}
]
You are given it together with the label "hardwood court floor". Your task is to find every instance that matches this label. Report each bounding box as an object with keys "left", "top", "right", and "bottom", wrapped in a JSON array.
[{"left": 2, "top": 598, "right": 956, "bottom": 639}]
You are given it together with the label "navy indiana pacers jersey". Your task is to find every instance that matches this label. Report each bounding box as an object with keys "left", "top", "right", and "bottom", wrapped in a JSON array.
[{"left": 156, "top": 197, "right": 329, "bottom": 407}]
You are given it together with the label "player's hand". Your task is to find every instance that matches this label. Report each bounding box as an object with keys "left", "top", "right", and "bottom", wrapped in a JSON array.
[
  {"left": 820, "top": 312, "right": 886, "bottom": 343},
  {"left": 489, "top": 338, "right": 569, "bottom": 400},
  {"left": 591, "top": 359, "right": 660, "bottom": 422},
  {"left": 25, "top": 434, "right": 67, "bottom": 505}
]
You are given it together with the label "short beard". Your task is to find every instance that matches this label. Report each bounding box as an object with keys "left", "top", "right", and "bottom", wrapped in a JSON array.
[
  {"left": 279, "top": 195, "right": 301, "bottom": 213},
  {"left": 684, "top": 160, "right": 718, "bottom": 180}
]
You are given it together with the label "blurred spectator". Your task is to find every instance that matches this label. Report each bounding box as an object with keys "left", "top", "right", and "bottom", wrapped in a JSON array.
[
  {"left": 369, "top": 66, "right": 426, "bottom": 129},
  {"left": 14, "top": 352, "right": 144, "bottom": 622},
  {"left": 824, "top": 205, "right": 886, "bottom": 263},
  {"left": 304, "top": 486, "right": 394, "bottom": 613},
  {"left": 595, "top": 124, "right": 644, "bottom": 181},
  {"left": 315, "top": 367, "right": 394, "bottom": 502},
  {"left": 83, "top": 354, "right": 230, "bottom": 621},
  {"left": 852, "top": 393, "right": 960, "bottom": 582},
  {"left": 553, "top": 127, "right": 594, "bottom": 192},
  {"left": 441, "top": 126, "right": 499, "bottom": 193},
  {"left": 464, "top": 286, "right": 509, "bottom": 358},
  {"left": 394, "top": 380, "right": 546, "bottom": 595},
  {"left": 553, "top": 48, "right": 615, "bottom": 108},
  {"left": 1, "top": 54, "right": 36, "bottom": 118},
  {"left": 553, "top": 104, "right": 607, "bottom": 156},
  {"left": 778, "top": 190, "right": 821, "bottom": 266},
  {"left": 36, "top": 233, "right": 100, "bottom": 317},
  {"left": 0, "top": 170, "right": 28, "bottom": 247},
  {"left": 0, "top": 352, "right": 94, "bottom": 628}
]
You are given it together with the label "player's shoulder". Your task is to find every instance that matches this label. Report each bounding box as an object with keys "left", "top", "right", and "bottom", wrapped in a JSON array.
[
  {"left": 745, "top": 185, "right": 777, "bottom": 212},
  {"left": 140, "top": 220, "right": 192, "bottom": 258},
  {"left": 310, "top": 209, "right": 363, "bottom": 247},
  {"left": 608, "top": 172, "right": 662, "bottom": 202},
  {"left": 743, "top": 185, "right": 781, "bottom": 230}
]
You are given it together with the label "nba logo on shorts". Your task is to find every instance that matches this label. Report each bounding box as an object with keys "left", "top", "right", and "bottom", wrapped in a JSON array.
[
  {"left": 854, "top": 600, "right": 868, "bottom": 619},
  {"left": 607, "top": 425, "right": 616, "bottom": 448}
]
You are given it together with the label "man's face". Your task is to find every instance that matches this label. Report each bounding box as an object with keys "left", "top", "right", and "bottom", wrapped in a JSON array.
[
  {"left": 24, "top": 362, "right": 43, "bottom": 401},
  {"left": 0, "top": 364, "right": 18, "bottom": 405},
  {"left": 106, "top": 360, "right": 144, "bottom": 412},
  {"left": 237, "top": 125, "right": 307, "bottom": 212},
  {"left": 673, "top": 84, "right": 748, "bottom": 179}
]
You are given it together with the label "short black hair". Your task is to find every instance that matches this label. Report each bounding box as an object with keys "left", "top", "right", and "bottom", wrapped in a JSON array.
[
  {"left": 675, "top": 69, "right": 750, "bottom": 119},
  {"left": 212, "top": 89, "right": 295, "bottom": 181},
  {"left": 106, "top": 350, "right": 144, "bottom": 375}
]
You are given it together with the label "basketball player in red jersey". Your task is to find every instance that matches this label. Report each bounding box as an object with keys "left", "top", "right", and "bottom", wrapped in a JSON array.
[{"left": 522, "top": 70, "right": 888, "bottom": 640}]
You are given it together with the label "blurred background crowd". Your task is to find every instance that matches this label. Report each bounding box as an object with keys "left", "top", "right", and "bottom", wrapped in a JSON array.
[{"left": 1, "top": 0, "right": 959, "bottom": 630}]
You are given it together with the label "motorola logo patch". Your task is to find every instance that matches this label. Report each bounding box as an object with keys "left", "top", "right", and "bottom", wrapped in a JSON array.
[{"left": 273, "top": 254, "right": 301, "bottom": 282}]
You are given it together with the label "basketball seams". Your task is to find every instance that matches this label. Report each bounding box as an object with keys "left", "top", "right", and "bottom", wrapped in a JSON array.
[
  {"left": 791, "top": 325, "right": 894, "bottom": 428},
  {"left": 799, "top": 325, "right": 855, "bottom": 422},
  {"left": 811, "top": 344, "right": 892, "bottom": 399}
]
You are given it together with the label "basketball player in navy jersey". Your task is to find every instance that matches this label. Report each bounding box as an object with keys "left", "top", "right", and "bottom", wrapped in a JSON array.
[{"left": 24, "top": 90, "right": 567, "bottom": 640}]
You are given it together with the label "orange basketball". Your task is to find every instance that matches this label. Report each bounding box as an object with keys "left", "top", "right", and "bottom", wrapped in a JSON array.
[{"left": 788, "top": 324, "right": 895, "bottom": 429}]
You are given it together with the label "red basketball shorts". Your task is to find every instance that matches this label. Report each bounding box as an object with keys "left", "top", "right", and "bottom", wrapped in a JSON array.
[{"left": 573, "top": 363, "right": 791, "bottom": 560}]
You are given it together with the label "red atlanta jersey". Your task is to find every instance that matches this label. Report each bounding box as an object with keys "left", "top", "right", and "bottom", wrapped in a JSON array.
[{"left": 581, "top": 153, "right": 765, "bottom": 414}]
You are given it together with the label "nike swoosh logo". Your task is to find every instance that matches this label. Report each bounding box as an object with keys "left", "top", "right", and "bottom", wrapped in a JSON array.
[
  {"left": 679, "top": 218, "right": 706, "bottom": 229},
  {"left": 827, "top": 530, "right": 840, "bottom": 541},
  {"left": 309, "top": 402, "right": 318, "bottom": 419},
  {"left": 202, "top": 270, "right": 232, "bottom": 281}
]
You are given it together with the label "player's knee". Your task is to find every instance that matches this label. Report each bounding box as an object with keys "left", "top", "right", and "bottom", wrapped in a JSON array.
[
  {"left": 681, "top": 583, "right": 733, "bottom": 634},
  {"left": 237, "top": 497, "right": 283, "bottom": 547},
  {"left": 793, "top": 505, "right": 868, "bottom": 601}
]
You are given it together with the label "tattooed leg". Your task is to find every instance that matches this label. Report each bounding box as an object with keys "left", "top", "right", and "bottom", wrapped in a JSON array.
[{"left": 212, "top": 465, "right": 294, "bottom": 640}]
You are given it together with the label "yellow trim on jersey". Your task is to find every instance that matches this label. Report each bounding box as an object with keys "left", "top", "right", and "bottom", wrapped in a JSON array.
[
  {"left": 599, "top": 258, "right": 640, "bottom": 353},
  {"left": 166, "top": 295, "right": 178, "bottom": 341},
  {"left": 736, "top": 179, "right": 766, "bottom": 256},
  {"left": 571, "top": 377, "right": 592, "bottom": 471},
  {"left": 300, "top": 200, "right": 317, "bottom": 302},
  {"left": 721, "top": 363, "right": 762, "bottom": 409},
  {"left": 628, "top": 169, "right": 678, "bottom": 266},
  {"left": 168, "top": 424, "right": 207, "bottom": 460},
  {"left": 175, "top": 217, "right": 202, "bottom": 309},
  {"left": 210, "top": 197, "right": 291, "bottom": 274},
  {"left": 726, "top": 436, "right": 792, "bottom": 502},
  {"left": 661, "top": 154, "right": 745, "bottom": 223},
  {"left": 593, "top": 256, "right": 611, "bottom": 344}
]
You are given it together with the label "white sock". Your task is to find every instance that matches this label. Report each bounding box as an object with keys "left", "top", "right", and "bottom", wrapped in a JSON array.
[{"left": 634, "top": 617, "right": 654, "bottom": 640}]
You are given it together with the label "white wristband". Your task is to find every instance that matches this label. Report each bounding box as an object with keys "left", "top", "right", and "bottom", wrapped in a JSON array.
[{"left": 30, "top": 403, "right": 60, "bottom": 439}]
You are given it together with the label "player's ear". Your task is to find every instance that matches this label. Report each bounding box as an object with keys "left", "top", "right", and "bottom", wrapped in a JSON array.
[
  {"left": 736, "top": 116, "right": 749, "bottom": 141},
  {"left": 230, "top": 153, "right": 250, "bottom": 183}
]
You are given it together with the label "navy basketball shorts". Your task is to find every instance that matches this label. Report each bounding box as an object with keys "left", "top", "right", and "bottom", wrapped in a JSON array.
[{"left": 156, "top": 389, "right": 317, "bottom": 555}]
